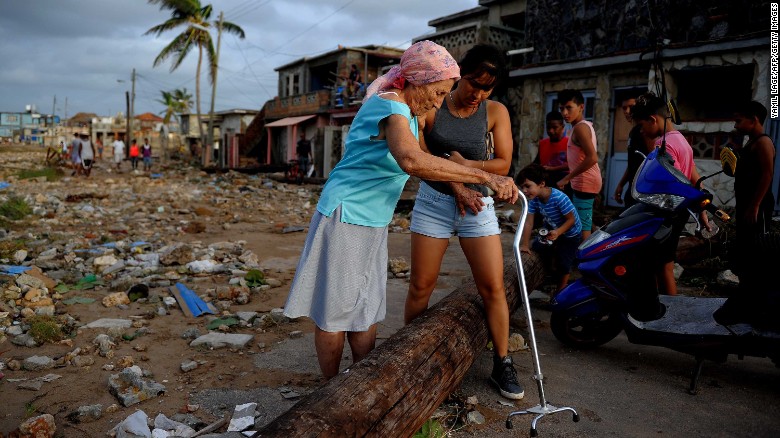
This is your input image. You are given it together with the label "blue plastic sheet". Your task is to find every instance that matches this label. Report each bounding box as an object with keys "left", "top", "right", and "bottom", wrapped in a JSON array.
[{"left": 0, "top": 265, "right": 31, "bottom": 275}]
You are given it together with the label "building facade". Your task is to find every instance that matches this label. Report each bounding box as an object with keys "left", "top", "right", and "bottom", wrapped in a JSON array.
[
  {"left": 416, "top": 0, "right": 776, "bottom": 211},
  {"left": 262, "top": 45, "right": 403, "bottom": 177}
]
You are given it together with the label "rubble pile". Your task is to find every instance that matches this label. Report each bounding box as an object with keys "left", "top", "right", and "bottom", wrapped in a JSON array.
[{"left": 1, "top": 152, "right": 369, "bottom": 436}]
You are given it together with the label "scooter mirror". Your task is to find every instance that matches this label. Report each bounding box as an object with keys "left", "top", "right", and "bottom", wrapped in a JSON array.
[{"left": 720, "top": 146, "right": 738, "bottom": 177}]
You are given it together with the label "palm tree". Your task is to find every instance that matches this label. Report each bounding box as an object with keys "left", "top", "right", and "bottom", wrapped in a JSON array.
[
  {"left": 157, "top": 87, "right": 193, "bottom": 161},
  {"left": 145, "top": 0, "right": 245, "bottom": 152},
  {"left": 157, "top": 88, "right": 192, "bottom": 129}
]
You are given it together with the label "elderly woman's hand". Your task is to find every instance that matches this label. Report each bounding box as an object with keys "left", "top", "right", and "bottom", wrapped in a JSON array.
[
  {"left": 451, "top": 184, "right": 485, "bottom": 216},
  {"left": 486, "top": 174, "right": 519, "bottom": 203}
]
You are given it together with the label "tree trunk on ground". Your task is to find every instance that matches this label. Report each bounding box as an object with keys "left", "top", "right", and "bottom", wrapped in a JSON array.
[{"left": 256, "top": 251, "right": 545, "bottom": 437}]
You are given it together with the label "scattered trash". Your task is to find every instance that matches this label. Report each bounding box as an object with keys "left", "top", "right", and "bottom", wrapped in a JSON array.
[
  {"left": 206, "top": 317, "right": 240, "bottom": 331},
  {"left": 170, "top": 283, "right": 216, "bottom": 317},
  {"left": 0, "top": 265, "right": 31, "bottom": 275},
  {"left": 227, "top": 402, "right": 258, "bottom": 433},
  {"left": 127, "top": 284, "right": 150, "bottom": 302},
  {"left": 62, "top": 296, "right": 96, "bottom": 305}
]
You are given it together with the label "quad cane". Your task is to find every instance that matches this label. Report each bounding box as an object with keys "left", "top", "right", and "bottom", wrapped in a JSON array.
[{"left": 506, "top": 191, "right": 579, "bottom": 437}]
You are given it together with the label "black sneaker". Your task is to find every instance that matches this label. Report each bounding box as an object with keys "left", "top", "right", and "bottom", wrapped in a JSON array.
[{"left": 490, "top": 355, "right": 524, "bottom": 400}]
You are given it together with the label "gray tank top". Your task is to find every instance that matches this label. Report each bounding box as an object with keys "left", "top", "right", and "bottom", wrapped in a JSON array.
[{"left": 423, "top": 98, "right": 490, "bottom": 196}]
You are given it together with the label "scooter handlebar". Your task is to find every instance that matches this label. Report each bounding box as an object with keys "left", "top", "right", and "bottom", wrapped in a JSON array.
[{"left": 705, "top": 202, "right": 730, "bottom": 222}]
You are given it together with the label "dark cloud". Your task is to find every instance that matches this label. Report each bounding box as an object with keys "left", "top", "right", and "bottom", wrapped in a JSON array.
[{"left": 0, "top": 0, "right": 475, "bottom": 117}]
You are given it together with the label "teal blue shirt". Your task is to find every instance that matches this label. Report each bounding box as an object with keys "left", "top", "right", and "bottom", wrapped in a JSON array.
[{"left": 317, "top": 95, "right": 417, "bottom": 227}]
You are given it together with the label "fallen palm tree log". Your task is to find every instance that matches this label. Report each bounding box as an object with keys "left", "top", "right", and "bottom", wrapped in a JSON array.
[{"left": 256, "top": 251, "right": 545, "bottom": 437}]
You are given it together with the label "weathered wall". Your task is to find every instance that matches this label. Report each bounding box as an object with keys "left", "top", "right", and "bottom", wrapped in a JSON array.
[{"left": 525, "top": 0, "right": 769, "bottom": 65}]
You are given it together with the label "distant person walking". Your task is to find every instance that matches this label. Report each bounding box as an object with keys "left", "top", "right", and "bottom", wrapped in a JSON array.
[
  {"left": 113, "top": 137, "right": 126, "bottom": 172},
  {"left": 79, "top": 133, "right": 95, "bottom": 177},
  {"left": 69, "top": 133, "right": 82, "bottom": 176},
  {"left": 129, "top": 139, "right": 140, "bottom": 170},
  {"left": 95, "top": 137, "right": 104, "bottom": 161},
  {"left": 142, "top": 138, "right": 152, "bottom": 171},
  {"left": 296, "top": 132, "right": 313, "bottom": 182}
]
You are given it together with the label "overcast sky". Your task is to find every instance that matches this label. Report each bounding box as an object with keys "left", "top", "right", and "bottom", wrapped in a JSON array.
[{"left": 0, "top": 0, "right": 477, "bottom": 120}]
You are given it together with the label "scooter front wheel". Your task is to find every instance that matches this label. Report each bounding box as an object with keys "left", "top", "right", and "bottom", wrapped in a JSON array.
[{"left": 550, "top": 307, "right": 623, "bottom": 349}]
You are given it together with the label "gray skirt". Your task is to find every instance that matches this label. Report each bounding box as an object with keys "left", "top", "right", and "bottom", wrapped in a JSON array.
[{"left": 283, "top": 206, "right": 389, "bottom": 332}]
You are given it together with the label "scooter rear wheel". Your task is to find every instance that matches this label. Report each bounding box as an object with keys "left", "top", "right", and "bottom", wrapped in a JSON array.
[{"left": 551, "top": 307, "right": 623, "bottom": 349}]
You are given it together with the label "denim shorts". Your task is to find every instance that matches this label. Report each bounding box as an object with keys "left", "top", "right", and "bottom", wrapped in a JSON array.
[{"left": 410, "top": 181, "right": 500, "bottom": 238}]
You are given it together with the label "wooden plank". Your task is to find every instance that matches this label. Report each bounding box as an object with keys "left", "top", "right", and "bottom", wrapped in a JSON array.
[{"left": 255, "top": 252, "right": 545, "bottom": 437}]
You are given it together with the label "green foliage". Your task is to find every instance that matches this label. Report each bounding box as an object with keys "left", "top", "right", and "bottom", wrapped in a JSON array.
[
  {"left": 206, "top": 317, "right": 239, "bottom": 330},
  {"left": 413, "top": 419, "right": 447, "bottom": 438},
  {"left": 17, "top": 167, "right": 63, "bottom": 182},
  {"left": 27, "top": 315, "right": 64, "bottom": 344},
  {"left": 0, "top": 196, "right": 32, "bottom": 220},
  {"left": 245, "top": 269, "right": 266, "bottom": 287},
  {"left": 0, "top": 239, "right": 26, "bottom": 258},
  {"left": 24, "top": 402, "right": 39, "bottom": 418}
]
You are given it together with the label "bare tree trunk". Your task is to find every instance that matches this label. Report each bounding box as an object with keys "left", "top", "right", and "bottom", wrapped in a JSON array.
[
  {"left": 255, "top": 252, "right": 545, "bottom": 437},
  {"left": 196, "top": 46, "right": 204, "bottom": 163}
]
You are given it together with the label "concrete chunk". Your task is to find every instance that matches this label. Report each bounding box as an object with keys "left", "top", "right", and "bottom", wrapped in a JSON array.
[
  {"left": 82, "top": 318, "right": 133, "bottom": 329},
  {"left": 189, "top": 332, "right": 253, "bottom": 349}
]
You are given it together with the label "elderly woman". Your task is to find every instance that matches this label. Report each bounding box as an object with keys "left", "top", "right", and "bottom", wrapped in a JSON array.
[{"left": 283, "top": 41, "right": 518, "bottom": 379}]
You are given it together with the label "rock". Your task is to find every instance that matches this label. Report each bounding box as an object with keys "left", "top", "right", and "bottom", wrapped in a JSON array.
[
  {"left": 467, "top": 410, "right": 486, "bottom": 425},
  {"left": 6, "top": 325, "right": 24, "bottom": 336},
  {"left": 116, "top": 355, "right": 134, "bottom": 369},
  {"left": 388, "top": 257, "right": 409, "bottom": 275},
  {"left": 181, "top": 327, "right": 202, "bottom": 340},
  {"left": 235, "top": 311, "right": 258, "bottom": 322},
  {"left": 66, "top": 404, "right": 103, "bottom": 423},
  {"left": 93, "top": 334, "right": 116, "bottom": 357},
  {"left": 22, "top": 355, "right": 55, "bottom": 371},
  {"left": 265, "top": 278, "right": 282, "bottom": 288},
  {"left": 16, "top": 273, "right": 46, "bottom": 290},
  {"left": 152, "top": 413, "right": 197, "bottom": 437},
  {"left": 94, "top": 255, "right": 118, "bottom": 267},
  {"left": 103, "top": 260, "right": 126, "bottom": 275},
  {"left": 7, "top": 359, "right": 21, "bottom": 371},
  {"left": 72, "top": 355, "right": 95, "bottom": 367},
  {"left": 189, "top": 332, "right": 254, "bottom": 349},
  {"left": 108, "top": 367, "right": 166, "bottom": 407},
  {"left": 239, "top": 250, "right": 259, "bottom": 267},
  {"left": 19, "top": 413, "right": 56, "bottom": 438},
  {"left": 717, "top": 269, "right": 740, "bottom": 286},
  {"left": 159, "top": 243, "right": 193, "bottom": 266},
  {"left": 12, "top": 334, "right": 38, "bottom": 348},
  {"left": 180, "top": 360, "right": 198, "bottom": 372},
  {"left": 83, "top": 318, "right": 133, "bottom": 329},
  {"left": 111, "top": 410, "right": 151, "bottom": 437},
  {"left": 508, "top": 333, "right": 527, "bottom": 352},
  {"left": 102, "top": 292, "right": 130, "bottom": 307},
  {"left": 18, "top": 380, "right": 44, "bottom": 391},
  {"left": 13, "top": 249, "right": 28, "bottom": 263},
  {"left": 289, "top": 330, "right": 303, "bottom": 339},
  {"left": 186, "top": 259, "right": 222, "bottom": 273}
]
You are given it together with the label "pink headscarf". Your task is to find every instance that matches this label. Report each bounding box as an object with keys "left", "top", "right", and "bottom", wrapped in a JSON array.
[{"left": 364, "top": 40, "right": 460, "bottom": 102}]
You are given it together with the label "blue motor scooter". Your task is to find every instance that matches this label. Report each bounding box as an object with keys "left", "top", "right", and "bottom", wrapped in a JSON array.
[{"left": 550, "top": 143, "right": 780, "bottom": 393}]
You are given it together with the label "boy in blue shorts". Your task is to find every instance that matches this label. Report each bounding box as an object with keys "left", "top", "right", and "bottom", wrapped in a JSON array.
[{"left": 517, "top": 164, "right": 582, "bottom": 294}]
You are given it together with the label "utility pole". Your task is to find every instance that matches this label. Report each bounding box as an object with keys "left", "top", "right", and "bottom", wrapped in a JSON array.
[
  {"left": 129, "top": 68, "right": 136, "bottom": 151},
  {"left": 125, "top": 91, "right": 130, "bottom": 157},
  {"left": 207, "top": 11, "right": 223, "bottom": 168},
  {"left": 51, "top": 95, "right": 56, "bottom": 147}
]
